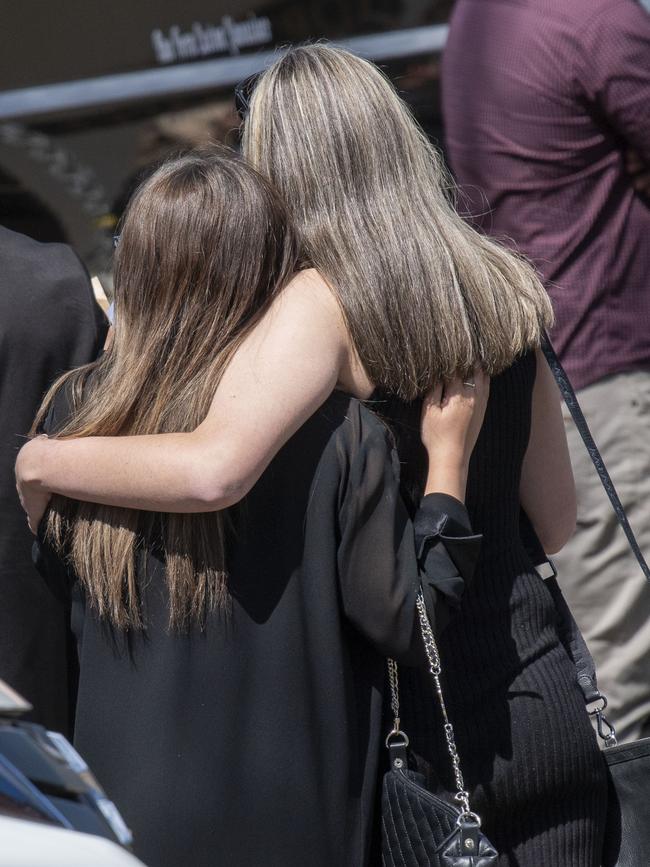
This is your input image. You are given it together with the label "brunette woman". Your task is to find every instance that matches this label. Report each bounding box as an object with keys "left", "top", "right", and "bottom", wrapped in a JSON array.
[
  {"left": 18, "top": 47, "right": 607, "bottom": 865},
  {"left": 31, "top": 148, "right": 488, "bottom": 867}
]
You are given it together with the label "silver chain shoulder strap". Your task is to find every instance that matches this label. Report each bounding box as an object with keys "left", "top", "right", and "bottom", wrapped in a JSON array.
[{"left": 387, "top": 588, "right": 478, "bottom": 822}]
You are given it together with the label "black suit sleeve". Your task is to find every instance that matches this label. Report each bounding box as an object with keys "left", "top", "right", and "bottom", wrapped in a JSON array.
[{"left": 32, "top": 385, "right": 77, "bottom": 604}]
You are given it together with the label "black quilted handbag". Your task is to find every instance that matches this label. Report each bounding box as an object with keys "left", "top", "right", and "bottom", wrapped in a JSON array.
[{"left": 381, "top": 591, "right": 498, "bottom": 866}]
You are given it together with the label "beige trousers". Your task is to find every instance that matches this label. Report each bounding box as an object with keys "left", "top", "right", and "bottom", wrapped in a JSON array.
[{"left": 554, "top": 370, "right": 650, "bottom": 743}]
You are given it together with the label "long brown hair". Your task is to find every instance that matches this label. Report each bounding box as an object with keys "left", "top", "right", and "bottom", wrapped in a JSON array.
[
  {"left": 242, "top": 44, "right": 553, "bottom": 400},
  {"left": 33, "top": 149, "right": 298, "bottom": 628}
]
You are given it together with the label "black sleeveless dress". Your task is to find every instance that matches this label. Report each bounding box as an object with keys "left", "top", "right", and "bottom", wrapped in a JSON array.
[{"left": 390, "top": 352, "right": 608, "bottom": 867}]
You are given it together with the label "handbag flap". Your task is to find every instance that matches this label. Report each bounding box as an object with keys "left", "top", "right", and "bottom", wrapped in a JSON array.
[{"left": 604, "top": 736, "right": 650, "bottom": 767}]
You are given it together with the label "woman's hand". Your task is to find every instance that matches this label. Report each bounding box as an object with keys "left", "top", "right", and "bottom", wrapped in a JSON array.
[
  {"left": 15, "top": 436, "right": 52, "bottom": 535},
  {"left": 420, "top": 370, "right": 490, "bottom": 501}
]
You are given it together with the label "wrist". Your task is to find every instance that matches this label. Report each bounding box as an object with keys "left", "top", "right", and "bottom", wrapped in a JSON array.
[
  {"left": 424, "top": 465, "right": 468, "bottom": 501},
  {"left": 423, "top": 441, "right": 470, "bottom": 464},
  {"left": 17, "top": 437, "right": 50, "bottom": 490}
]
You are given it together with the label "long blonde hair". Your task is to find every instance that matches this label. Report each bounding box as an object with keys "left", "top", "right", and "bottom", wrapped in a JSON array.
[
  {"left": 242, "top": 44, "right": 553, "bottom": 400},
  {"left": 33, "top": 149, "right": 298, "bottom": 628}
]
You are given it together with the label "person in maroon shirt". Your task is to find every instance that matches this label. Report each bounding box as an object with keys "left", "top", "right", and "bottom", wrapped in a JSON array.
[{"left": 442, "top": 0, "right": 650, "bottom": 743}]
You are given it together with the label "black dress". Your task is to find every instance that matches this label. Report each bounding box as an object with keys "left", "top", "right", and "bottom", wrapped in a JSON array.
[
  {"left": 37, "top": 390, "right": 478, "bottom": 867},
  {"left": 395, "top": 352, "right": 608, "bottom": 867}
]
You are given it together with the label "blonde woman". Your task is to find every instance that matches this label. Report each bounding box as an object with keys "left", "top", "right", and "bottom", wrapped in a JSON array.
[{"left": 17, "top": 46, "right": 605, "bottom": 865}]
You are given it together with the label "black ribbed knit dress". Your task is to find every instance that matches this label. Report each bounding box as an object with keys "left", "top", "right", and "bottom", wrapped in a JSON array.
[{"left": 397, "top": 352, "right": 608, "bottom": 867}]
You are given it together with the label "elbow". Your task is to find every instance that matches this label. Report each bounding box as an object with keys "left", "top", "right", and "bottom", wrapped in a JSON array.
[
  {"left": 539, "top": 526, "right": 575, "bottom": 556},
  {"left": 184, "top": 446, "right": 256, "bottom": 512},
  {"left": 188, "top": 468, "right": 252, "bottom": 512},
  {"left": 536, "top": 502, "right": 577, "bottom": 556}
]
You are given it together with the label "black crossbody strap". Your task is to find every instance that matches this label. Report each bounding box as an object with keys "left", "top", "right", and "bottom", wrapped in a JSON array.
[
  {"left": 546, "top": 575, "right": 617, "bottom": 744},
  {"left": 544, "top": 575, "right": 600, "bottom": 704},
  {"left": 538, "top": 338, "right": 648, "bottom": 743},
  {"left": 541, "top": 337, "right": 650, "bottom": 582},
  {"left": 521, "top": 509, "right": 602, "bottom": 704}
]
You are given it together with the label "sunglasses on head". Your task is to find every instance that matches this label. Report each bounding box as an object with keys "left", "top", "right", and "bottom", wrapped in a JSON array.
[{"left": 234, "top": 72, "right": 261, "bottom": 120}]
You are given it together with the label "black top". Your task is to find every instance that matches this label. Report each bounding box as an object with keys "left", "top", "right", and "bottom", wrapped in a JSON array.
[
  {"left": 396, "top": 352, "right": 608, "bottom": 864},
  {"left": 0, "top": 226, "right": 106, "bottom": 733},
  {"left": 37, "top": 390, "right": 479, "bottom": 867}
]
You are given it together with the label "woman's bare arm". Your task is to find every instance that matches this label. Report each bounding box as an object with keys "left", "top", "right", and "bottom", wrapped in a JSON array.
[
  {"left": 16, "top": 270, "right": 372, "bottom": 524},
  {"left": 520, "top": 348, "right": 577, "bottom": 554}
]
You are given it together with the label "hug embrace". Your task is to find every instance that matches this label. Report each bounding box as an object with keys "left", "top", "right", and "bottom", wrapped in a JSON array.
[{"left": 16, "top": 44, "right": 606, "bottom": 867}]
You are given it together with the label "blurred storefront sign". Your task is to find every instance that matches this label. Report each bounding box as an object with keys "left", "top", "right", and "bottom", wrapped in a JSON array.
[
  {"left": 3, "top": 3, "right": 277, "bottom": 91},
  {"left": 0, "top": 26, "right": 444, "bottom": 122},
  {"left": 150, "top": 17, "right": 274, "bottom": 64},
  {"left": 1, "top": 1, "right": 450, "bottom": 103},
  {"left": 0, "top": 0, "right": 451, "bottom": 275}
]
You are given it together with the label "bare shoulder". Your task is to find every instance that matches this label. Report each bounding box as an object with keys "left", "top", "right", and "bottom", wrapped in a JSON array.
[
  {"left": 285, "top": 267, "right": 333, "bottom": 294},
  {"left": 274, "top": 268, "right": 345, "bottom": 325},
  {"left": 211, "top": 268, "right": 349, "bottom": 418},
  {"left": 235, "top": 268, "right": 345, "bottom": 369},
  {"left": 284, "top": 269, "right": 374, "bottom": 398},
  {"left": 232, "top": 267, "right": 373, "bottom": 400}
]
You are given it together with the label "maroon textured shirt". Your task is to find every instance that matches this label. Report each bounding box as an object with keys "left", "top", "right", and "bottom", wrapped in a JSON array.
[{"left": 442, "top": 0, "right": 650, "bottom": 390}]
